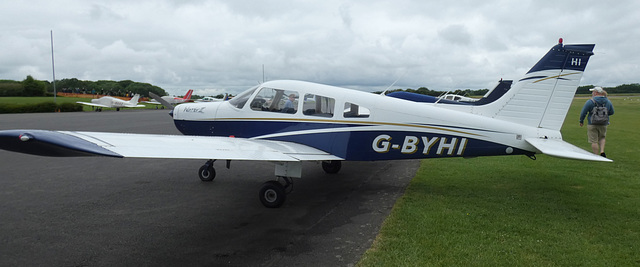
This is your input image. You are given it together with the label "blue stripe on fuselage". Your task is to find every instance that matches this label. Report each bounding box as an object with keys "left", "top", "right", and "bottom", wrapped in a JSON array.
[{"left": 174, "top": 119, "right": 530, "bottom": 160}]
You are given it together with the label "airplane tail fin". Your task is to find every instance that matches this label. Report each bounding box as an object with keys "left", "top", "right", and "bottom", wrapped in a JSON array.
[
  {"left": 129, "top": 94, "right": 141, "bottom": 104},
  {"left": 464, "top": 39, "right": 595, "bottom": 131},
  {"left": 184, "top": 89, "right": 194, "bottom": 100}
]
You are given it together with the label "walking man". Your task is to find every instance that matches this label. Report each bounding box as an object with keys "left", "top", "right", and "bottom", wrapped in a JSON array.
[{"left": 579, "top": 87, "right": 615, "bottom": 157}]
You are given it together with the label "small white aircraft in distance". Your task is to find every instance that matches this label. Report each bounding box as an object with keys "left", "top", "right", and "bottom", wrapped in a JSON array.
[
  {"left": 144, "top": 89, "right": 194, "bottom": 105},
  {"left": 0, "top": 39, "right": 610, "bottom": 208},
  {"left": 440, "top": 93, "right": 478, "bottom": 103},
  {"left": 195, "top": 95, "right": 228, "bottom": 102},
  {"left": 76, "top": 94, "right": 145, "bottom": 111}
]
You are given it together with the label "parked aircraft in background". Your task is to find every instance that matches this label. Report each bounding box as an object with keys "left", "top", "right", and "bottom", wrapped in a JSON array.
[
  {"left": 195, "top": 95, "right": 227, "bottom": 102},
  {"left": 76, "top": 94, "right": 145, "bottom": 111},
  {"left": 144, "top": 89, "right": 194, "bottom": 106},
  {"left": 0, "top": 39, "right": 608, "bottom": 208},
  {"left": 386, "top": 79, "right": 513, "bottom": 105},
  {"left": 440, "top": 94, "right": 478, "bottom": 102}
]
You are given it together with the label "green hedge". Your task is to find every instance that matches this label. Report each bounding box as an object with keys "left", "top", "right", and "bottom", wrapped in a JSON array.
[
  {"left": 0, "top": 82, "right": 23, "bottom": 96},
  {"left": 0, "top": 102, "right": 83, "bottom": 113}
]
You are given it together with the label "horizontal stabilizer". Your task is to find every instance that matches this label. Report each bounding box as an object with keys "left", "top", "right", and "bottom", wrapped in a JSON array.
[{"left": 525, "top": 138, "right": 612, "bottom": 162}]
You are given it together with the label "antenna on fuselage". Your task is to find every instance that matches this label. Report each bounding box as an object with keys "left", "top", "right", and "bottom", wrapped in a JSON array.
[
  {"left": 379, "top": 72, "right": 406, "bottom": 95},
  {"left": 434, "top": 90, "right": 451, "bottom": 104}
]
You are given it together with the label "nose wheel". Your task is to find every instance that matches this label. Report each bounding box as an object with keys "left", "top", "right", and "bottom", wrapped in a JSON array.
[{"left": 198, "top": 159, "right": 216, "bottom": 181}]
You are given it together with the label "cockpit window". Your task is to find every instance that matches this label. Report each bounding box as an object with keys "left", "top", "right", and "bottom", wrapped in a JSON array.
[
  {"left": 229, "top": 85, "right": 258, "bottom": 109},
  {"left": 302, "top": 94, "right": 335, "bottom": 117},
  {"left": 250, "top": 87, "right": 299, "bottom": 114},
  {"left": 343, "top": 102, "right": 370, "bottom": 118}
]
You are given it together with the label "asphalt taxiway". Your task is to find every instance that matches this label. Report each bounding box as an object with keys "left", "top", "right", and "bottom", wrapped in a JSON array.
[{"left": 0, "top": 110, "right": 419, "bottom": 266}]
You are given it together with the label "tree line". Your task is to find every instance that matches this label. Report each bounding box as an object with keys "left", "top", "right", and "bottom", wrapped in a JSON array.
[
  {"left": 374, "top": 87, "right": 490, "bottom": 97},
  {"left": 577, "top": 84, "right": 640, "bottom": 94},
  {"left": 380, "top": 83, "right": 640, "bottom": 97},
  {"left": 0, "top": 76, "right": 168, "bottom": 97},
  {"left": 3, "top": 76, "right": 640, "bottom": 98}
]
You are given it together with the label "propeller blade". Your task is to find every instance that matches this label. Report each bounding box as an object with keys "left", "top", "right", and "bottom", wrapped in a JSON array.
[{"left": 149, "top": 92, "right": 174, "bottom": 110}]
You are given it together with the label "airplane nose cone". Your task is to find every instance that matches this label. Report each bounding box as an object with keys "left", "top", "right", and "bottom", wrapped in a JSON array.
[{"left": 169, "top": 110, "right": 174, "bottom": 117}]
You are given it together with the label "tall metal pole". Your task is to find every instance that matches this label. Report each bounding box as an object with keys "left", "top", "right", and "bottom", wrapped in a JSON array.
[{"left": 50, "top": 30, "right": 57, "bottom": 103}]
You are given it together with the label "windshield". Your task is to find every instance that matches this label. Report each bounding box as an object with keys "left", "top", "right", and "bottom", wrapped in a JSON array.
[{"left": 229, "top": 85, "right": 259, "bottom": 109}]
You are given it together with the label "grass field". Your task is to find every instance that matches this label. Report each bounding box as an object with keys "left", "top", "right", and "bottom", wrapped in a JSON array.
[
  {"left": 358, "top": 96, "right": 640, "bottom": 266},
  {"left": 0, "top": 96, "right": 158, "bottom": 112}
]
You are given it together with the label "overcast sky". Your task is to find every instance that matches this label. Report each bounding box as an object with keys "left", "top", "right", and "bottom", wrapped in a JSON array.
[{"left": 1, "top": 0, "right": 638, "bottom": 96}]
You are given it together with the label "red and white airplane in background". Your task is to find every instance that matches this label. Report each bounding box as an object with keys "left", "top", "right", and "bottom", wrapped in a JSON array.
[
  {"left": 76, "top": 94, "right": 145, "bottom": 111},
  {"left": 0, "top": 39, "right": 609, "bottom": 208},
  {"left": 144, "top": 89, "right": 194, "bottom": 106}
]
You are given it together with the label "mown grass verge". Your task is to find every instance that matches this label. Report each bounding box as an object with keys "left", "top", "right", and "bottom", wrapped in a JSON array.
[
  {"left": 0, "top": 96, "right": 158, "bottom": 113},
  {"left": 358, "top": 96, "right": 640, "bottom": 266}
]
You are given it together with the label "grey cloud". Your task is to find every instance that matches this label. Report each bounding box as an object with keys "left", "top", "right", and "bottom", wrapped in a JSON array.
[{"left": 1, "top": 0, "right": 639, "bottom": 96}]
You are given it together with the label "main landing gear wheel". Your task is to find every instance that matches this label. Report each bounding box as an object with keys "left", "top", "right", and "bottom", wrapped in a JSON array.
[
  {"left": 198, "top": 164, "right": 216, "bottom": 182},
  {"left": 259, "top": 181, "right": 286, "bottom": 208},
  {"left": 322, "top": 160, "right": 342, "bottom": 174}
]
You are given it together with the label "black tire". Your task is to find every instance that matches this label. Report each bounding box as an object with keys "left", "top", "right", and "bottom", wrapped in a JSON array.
[
  {"left": 259, "top": 181, "right": 286, "bottom": 208},
  {"left": 322, "top": 160, "right": 342, "bottom": 174},
  {"left": 198, "top": 165, "right": 216, "bottom": 182}
]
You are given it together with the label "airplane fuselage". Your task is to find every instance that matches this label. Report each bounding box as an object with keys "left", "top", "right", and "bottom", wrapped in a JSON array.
[
  {"left": 91, "top": 97, "right": 129, "bottom": 107},
  {"left": 172, "top": 80, "right": 550, "bottom": 161}
]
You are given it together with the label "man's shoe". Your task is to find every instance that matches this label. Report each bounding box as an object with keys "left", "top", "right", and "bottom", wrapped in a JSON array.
[{"left": 600, "top": 153, "right": 607, "bottom": 158}]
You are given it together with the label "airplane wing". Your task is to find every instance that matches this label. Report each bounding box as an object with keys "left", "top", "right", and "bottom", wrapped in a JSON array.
[
  {"left": 525, "top": 138, "right": 612, "bottom": 162},
  {"left": 76, "top": 101, "right": 109, "bottom": 108},
  {"left": 0, "top": 130, "right": 343, "bottom": 162},
  {"left": 125, "top": 104, "right": 147, "bottom": 108}
]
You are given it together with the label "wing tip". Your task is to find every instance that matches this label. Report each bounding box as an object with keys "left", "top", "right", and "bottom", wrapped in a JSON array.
[{"left": 0, "top": 130, "right": 123, "bottom": 158}]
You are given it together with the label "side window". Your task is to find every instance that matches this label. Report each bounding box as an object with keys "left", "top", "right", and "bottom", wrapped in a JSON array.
[
  {"left": 250, "top": 87, "right": 298, "bottom": 114},
  {"left": 302, "top": 94, "right": 335, "bottom": 117},
  {"left": 343, "top": 102, "right": 370, "bottom": 118}
]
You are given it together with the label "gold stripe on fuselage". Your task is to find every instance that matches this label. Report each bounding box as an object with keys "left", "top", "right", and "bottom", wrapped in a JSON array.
[{"left": 213, "top": 117, "right": 484, "bottom": 137}]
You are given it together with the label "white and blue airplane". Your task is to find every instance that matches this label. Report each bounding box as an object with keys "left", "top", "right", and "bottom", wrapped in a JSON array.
[
  {"left": 0, "top": 39, "right": 609, "bottom": 208},
  {"left": 76, "top": 94, "right": 145, "bottom": 111}
]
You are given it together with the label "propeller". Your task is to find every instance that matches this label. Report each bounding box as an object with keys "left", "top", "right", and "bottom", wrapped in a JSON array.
[{"left": 149, "top": 92, "right": 174, "bottom": 110}]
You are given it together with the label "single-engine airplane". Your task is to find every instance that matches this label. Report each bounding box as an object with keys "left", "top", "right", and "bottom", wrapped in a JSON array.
[
  {"left": 0, "top": 39, "right": 609, "bottom": 208},
  {"left": 440, "top": 93, "right": 478, "bottom": 103},
  {"left": 195, "top": 95, "right": 227, "bottom": 102},
  {"left": 76, "top": 94, "right": 145, "bottom": 111}
]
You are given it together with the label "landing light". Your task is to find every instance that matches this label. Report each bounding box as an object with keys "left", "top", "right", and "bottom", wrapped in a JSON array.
[{"left": 19, "top": 134, "right": 31, "bottom": 142}]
